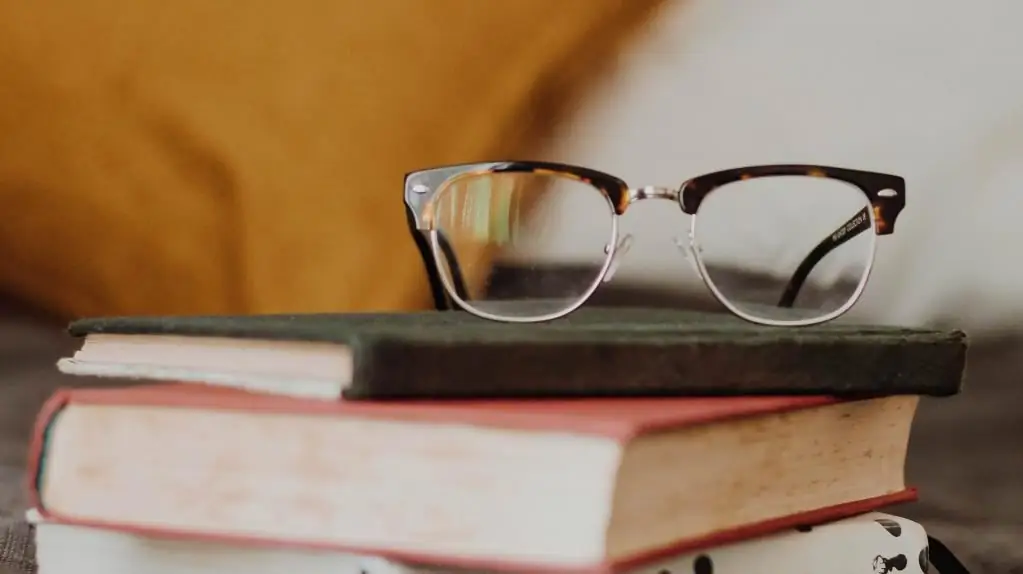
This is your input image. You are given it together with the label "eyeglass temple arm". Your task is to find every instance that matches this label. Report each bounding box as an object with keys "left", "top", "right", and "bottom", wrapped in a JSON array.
[
  {"left": 405, "top": 209, "right": 470, "bottom": 310},
  {"left": 434, "top": 231, "right": 471, "bottom": 302},
  {"left": 776, "top": 206, "right": 872, "bottom": 308}
]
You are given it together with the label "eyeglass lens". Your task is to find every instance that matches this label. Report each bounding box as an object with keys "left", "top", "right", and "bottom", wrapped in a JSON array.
[
  {"left": 430, "top": 171, "right": 614, "bottom": 319},
  {"left": 693, "top": 175, "right": 875, "bottom": 323}
]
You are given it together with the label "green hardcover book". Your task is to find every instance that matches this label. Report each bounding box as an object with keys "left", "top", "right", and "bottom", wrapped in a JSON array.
[{"left": 57, "top": 307, "right": 967, "bottom": 400}]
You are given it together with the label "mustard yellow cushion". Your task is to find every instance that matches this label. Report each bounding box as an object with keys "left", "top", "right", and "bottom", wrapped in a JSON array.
[{"left": 0, "top": 0, "right": 665, "bottom": 318}]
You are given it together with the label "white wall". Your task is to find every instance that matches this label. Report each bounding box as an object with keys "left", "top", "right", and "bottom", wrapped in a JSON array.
[{"left": 543, "top": 0, "right": 1023, "bottom": 334}]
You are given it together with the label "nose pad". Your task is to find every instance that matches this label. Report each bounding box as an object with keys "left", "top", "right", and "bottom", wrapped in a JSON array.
[
  {"left": 602, "top": 234, "right": 634, "bottom": 283},
  {"left": 672, "top": 234, "right": 704, "bottom": 278}
]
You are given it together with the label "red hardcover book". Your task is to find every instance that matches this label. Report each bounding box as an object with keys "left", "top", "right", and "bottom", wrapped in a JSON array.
[{"left": 27, "top": 385, "right": 918, "bottom": 573}]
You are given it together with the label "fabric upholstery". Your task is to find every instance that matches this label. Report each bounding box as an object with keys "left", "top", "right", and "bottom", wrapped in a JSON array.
[{"left": 0, "top": 0, "right": 665, "bottom": 318}]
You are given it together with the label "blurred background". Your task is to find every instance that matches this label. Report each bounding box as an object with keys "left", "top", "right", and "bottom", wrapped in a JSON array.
[
  {"left": 1, "top": 0, "right": 1021, "bottom": 571},
  {"left": 541, "top": 1, "right": 1023, "bottom": 336}
]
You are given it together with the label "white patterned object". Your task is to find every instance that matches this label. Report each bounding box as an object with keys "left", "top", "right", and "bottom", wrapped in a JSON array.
[{"left": 29, "top": 510, "right": 932, "bottom": 574}]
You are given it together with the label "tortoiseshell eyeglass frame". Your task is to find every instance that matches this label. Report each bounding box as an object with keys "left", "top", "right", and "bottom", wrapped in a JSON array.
[{"left": 403, "top": 161, "right": 905, "bottom": 326}]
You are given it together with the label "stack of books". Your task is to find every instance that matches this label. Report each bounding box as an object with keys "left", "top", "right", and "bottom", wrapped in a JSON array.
[{"left": 25, "top": 308, "right": 969, "bottom": 573}]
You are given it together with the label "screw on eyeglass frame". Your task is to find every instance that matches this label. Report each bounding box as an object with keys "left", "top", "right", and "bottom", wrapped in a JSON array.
[{"left": 403, "top": 161, "right": 905, "bottom": 323}]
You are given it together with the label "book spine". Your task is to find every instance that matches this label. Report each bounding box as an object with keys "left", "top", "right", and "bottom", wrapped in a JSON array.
[
  {"left": 342, "top": 336, "right": 964, "bottom": 400},
  {"left": 25, "top": 387, "right": 75, "bottom": 518}
]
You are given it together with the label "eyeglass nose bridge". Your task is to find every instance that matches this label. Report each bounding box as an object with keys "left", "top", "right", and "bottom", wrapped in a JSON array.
[{"left": 625, "top": 185, "right": 682, "bottom": 206}]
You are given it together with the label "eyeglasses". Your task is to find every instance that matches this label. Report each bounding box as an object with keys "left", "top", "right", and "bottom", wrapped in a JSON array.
[{"left": 403, "top": 161, "right": 905, "bottom": 326}]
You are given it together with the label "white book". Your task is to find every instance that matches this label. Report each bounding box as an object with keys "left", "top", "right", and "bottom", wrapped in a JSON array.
[{"left": 29, "top": 509, "right": 933, "bottom": 574}]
